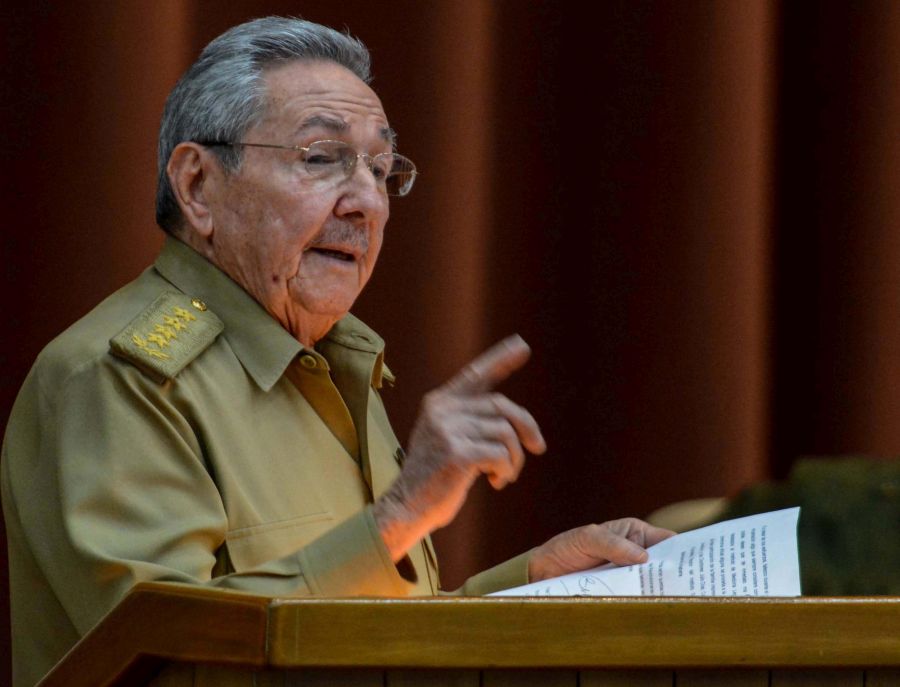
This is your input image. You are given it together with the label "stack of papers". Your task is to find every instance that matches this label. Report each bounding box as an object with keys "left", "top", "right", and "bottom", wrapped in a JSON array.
[{"left": 491, "top": 507, "right": 801, "bottom": 597}]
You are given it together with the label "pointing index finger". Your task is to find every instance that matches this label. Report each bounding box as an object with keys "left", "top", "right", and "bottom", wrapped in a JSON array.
[{"left": 445, "top": 335, "right": 532, "bottom": 395}]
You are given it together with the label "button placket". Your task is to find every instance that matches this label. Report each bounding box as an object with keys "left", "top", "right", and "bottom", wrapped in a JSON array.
[{"left": 286, "top": 354, "right": 359, "bottom": 461}]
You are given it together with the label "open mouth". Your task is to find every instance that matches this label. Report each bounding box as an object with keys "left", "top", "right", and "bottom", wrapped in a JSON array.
[{"left": 309, "top": 247, "right": 356, "bottom": 262}]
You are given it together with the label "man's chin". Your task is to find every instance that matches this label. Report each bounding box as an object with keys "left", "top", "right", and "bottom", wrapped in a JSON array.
[
  {"left": 288, "top": 287, "right": 362, "bottom": 321},
  {"left": 290, "top": 262, "right": 371, "bottom": 307}
]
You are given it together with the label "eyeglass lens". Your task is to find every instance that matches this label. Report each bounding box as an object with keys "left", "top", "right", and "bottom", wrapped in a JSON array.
[{"left": 304, "top": 141, "right": 416, "bottom": 197}]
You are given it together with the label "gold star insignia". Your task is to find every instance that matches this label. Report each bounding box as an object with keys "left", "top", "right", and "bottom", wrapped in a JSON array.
[
  {"left": 163, "top": 315, "right": 186, "bottom": 332},
  {"left": 173, "top": 307, "right": 198, "bottom": 323}
]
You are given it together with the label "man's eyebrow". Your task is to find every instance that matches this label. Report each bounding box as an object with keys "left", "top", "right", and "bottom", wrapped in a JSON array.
[
  {"left": 295, "top": 117, "right": 396, "bottom": 148},
  {"left": 296, "top": 115, "right": 348, "bottom": 136}
]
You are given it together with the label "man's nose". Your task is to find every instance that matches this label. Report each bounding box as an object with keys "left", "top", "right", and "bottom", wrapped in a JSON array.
[
  {"left": 335, "top": 160, "right": 389, "bottom": 220},
  {"left": 350, "top": 154, "right": 385, "bottom": 189}
]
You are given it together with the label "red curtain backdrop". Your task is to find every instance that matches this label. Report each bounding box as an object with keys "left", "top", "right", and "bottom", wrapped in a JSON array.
[{"left": 3, "top": 1, "right": 900, "bottom": 681}]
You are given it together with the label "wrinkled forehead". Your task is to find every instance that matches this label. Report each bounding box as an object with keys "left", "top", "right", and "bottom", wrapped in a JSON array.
[{"left": 257, "top": 59, "right": 394, "bottom": 147}]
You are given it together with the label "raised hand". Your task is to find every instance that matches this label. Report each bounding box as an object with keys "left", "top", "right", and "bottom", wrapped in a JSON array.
[{"left": 374, "top": 335, "right": 546, "bottom": 561}]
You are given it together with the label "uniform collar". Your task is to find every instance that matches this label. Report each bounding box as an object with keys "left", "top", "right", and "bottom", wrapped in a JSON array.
[
  {"left": 153, "top": 236, "right": 389, "bottom": 391},
  {"left": 319, "top": 313, "right": 389, "bottom": 389},
  {"left": 322, "top": 313, "right": 384, "bottom": 354}
]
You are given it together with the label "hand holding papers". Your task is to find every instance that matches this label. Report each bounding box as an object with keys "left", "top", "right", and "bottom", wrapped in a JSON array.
[{"left": 492, "top": 507, "right": 801, "bottom": 597}]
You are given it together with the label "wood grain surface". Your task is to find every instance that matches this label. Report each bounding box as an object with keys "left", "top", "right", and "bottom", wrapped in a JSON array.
[{"left": 36, "top": 583, "right": 900, "bottom": 686}]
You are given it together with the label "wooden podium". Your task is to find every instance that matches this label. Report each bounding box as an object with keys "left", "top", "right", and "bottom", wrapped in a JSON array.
[{"left": 38, "top": 583, "right": 900, "bottom": 687}]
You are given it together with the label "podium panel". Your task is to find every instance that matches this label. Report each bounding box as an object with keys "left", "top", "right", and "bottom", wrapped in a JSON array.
[{"left": 38, "top": 584, "right": 900, "bottom": 687}]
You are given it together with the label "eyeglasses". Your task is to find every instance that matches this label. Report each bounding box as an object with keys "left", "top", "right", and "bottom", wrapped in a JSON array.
[{"left": 200, "top": 139, "right": 417, "bottom": 197}]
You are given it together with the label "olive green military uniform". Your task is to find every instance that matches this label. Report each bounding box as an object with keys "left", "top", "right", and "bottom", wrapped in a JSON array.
[{"left": 1, "top": 237, "right": 529, "bottom": 687}]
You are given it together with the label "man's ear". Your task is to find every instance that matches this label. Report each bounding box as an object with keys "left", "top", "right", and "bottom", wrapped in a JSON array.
[{"left": 167, "top": 142, "right": 221, "bottom": 239}]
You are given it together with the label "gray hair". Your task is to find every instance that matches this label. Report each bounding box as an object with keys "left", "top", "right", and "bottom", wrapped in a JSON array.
[{"left": 155, "top": 17, "right": 371, "bottom": 232}]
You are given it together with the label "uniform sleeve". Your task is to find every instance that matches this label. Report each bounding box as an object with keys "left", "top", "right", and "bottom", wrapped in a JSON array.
[
  {"left": 5, "top": 354, "right": 414, "bottom": 637},
  {"left": 449, "top": 551, "right": 533, "bottom": 596}
]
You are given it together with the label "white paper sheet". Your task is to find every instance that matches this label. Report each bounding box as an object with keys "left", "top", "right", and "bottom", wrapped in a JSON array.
[{"left": 491, "top": 507, "right": 801, "bottom": 597}]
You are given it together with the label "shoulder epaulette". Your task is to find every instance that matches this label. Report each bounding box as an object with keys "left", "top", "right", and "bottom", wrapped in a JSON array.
[{"left": 109, "top": 291, "right": 223, "bottom": 383}]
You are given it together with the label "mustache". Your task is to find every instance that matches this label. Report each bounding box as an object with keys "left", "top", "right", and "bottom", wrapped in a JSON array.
[{"left": 308, "top": 222, "right": 369, "bottom": 253}]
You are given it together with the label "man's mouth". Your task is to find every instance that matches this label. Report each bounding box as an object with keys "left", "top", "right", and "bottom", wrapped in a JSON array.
[
  {"left": 308, "top": 246, "right": 357, "bottom": 262},
  {"left": 306, "top": 223, "right": 368, "bottom": 264}
]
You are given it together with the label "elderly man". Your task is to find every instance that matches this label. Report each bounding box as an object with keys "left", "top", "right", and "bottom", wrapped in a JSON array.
[{"left": 2, "top": 17, "right": 672, "bottom": 687}]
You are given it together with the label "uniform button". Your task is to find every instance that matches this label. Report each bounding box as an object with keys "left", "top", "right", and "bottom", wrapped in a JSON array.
[
  {"left": 191, "top": 298, "right": 207, "bottom": 311},
  {"left": 299, "top": 354, "right": 318, "bottom": 369}
]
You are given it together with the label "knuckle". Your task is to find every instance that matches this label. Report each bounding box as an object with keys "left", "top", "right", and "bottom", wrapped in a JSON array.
[
  {"left": 488, "top": 392, "right": 508, "bottom": 408},
  {"left": 483, "top": 442, "right": 507, "bottom": 461},
  {"left": 457, "top": 366, "right": 481, "bottom": 389},
  {"left": 498, "top": 421, "right": 518, "bottom": 442},
  {"left": 445, "top": 435, "right": 469, "bottom": 458},
  {"left": 616, "top": 517, "right": 639, "bottom": 534}
]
